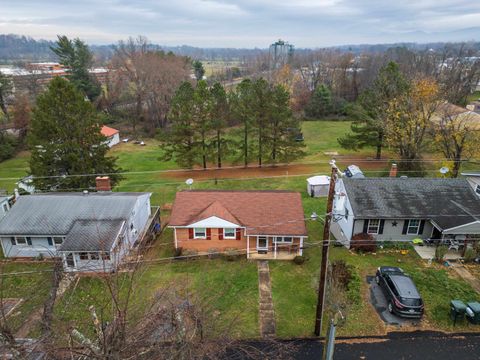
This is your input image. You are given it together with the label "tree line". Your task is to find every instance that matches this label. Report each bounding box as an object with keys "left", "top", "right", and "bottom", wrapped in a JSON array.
[
  {"left": 162, "top": 78, "right": 305, "bottom": 169},
  {"left": 338, "top": 61, "right": 480, "bottom": 177}
]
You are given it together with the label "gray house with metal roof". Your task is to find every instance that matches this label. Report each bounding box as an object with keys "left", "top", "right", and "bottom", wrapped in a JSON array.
[
  {"left": 331, "top": 178, "right": 480, "bottom": 247},
  {"left": 0, "top": 192, "right": 153, "bottom": 272}
]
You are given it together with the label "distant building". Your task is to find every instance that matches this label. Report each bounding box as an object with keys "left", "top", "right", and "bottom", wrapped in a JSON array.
[
  {"left": 101, "top": 125, "right": 120, "bottom": 147},
  {"left": 269, "top": 39, "right": 294, "bottom": 69}
]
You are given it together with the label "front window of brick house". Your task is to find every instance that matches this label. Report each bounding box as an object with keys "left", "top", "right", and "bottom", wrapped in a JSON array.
[
  {"left": 224, "top": 228, "right": 236, "bottom": 238},
  {"left": 194, "top": 228, "right": 206, "bottom": 239}
]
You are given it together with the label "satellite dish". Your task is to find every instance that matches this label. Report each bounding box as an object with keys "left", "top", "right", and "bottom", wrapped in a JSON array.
[
  {"left": 440, "top": 167, "right": 450, "bottom": 175},
  {"left": 185, "top": 178, "right": 194, "bottom": 189}
]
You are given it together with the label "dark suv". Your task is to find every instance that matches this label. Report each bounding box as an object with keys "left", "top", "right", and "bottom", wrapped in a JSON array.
[{"left": 375, "top": 266, "right": 424, "bottom": 318}]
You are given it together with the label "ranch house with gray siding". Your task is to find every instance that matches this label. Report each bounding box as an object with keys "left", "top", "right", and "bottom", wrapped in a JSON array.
[
  {"left": 0, "top": 192, "right": 156, "bottom": 272},
  {"left": 331, "top": 178, "right": 480, "bottom": 249}
]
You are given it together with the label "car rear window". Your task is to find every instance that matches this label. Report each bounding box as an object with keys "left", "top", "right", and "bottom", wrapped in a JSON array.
[{"left": 401, "top": 297, "right": 422, "bottom": 306}]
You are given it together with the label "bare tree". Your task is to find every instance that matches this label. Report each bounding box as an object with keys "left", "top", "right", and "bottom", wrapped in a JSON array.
[{"left": 108, "top": 36, "right": 191, "bottom": 135}]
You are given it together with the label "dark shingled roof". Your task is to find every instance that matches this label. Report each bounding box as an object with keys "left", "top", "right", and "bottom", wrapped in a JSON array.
[{"left": 343, "top": 178, "right": 480, "bottom": 230}]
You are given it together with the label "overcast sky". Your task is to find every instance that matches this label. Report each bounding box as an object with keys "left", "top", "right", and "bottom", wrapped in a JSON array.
[{"left": 1, "top": 0, "right": 479, "bottom": 47}]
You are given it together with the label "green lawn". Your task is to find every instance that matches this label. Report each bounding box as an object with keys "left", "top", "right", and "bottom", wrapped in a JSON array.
[
  {"left": 0, "top": 151, "right": 30, "bottom": 192},
  {"left": 0, "top": 262, "right": 53, "bottom": 335}
]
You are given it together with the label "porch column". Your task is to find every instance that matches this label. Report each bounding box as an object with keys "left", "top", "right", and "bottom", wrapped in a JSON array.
[
  {"left": 300, "top": 237, "right": 304, "bottom": 256},
  {"left": 174, "top": 228, "right": 178, "bottom": 249},
  {"left": 274, "top": 238, "right": 277, "bottom": 259},
  {"left": 247, "top": 235, "right": 250, "bottom": 258}
]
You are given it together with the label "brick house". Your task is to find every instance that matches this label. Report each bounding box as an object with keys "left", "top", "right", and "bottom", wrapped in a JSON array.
[{"left": 169, "top": 190, "right": 308, "bottom": 260}]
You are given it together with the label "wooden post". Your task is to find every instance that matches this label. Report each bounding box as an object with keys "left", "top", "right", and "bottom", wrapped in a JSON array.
[{"left": 314, "top": 160, "right": 338, "bottom": 336}]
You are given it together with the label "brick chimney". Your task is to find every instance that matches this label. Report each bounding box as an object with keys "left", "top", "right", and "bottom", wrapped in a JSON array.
[
  {"left": 96, "top": 176, "right": 111, "bottom": 191},
  {"left": 389, "top": 163, "right": 398, "bottom": 178}
]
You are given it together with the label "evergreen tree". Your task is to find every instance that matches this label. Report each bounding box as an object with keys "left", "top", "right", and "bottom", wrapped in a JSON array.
[
  {"left": 304, "top": 84, "right": 333, "bottom": 119},
  {"left": 162, "top": 82, "right": 196, "bottom": 168},
  {"left": 230, "top": 79, "right": 255, "bottom": 167},
  {"left": 28, "top": 77, "right": 121, "bottom": 191},
  {"left": 251, "top": 78, "right": 272, "bottom": 167},
  {"left": 210, "top": 82, "right": 230, "bottom": 168},
  {"left": 269, "top": 85, "right": 305, "bottom": 163},
  {"left": 338, "top": 61, "right": 409, "bottom": 159},
  {"left": 192, "top": 80, "right": 212, "bottom": 169},
  {"left": 51, "top": 35, "right": 101, "bottom": 101},
  {"left": 193, "top": 60, "right": 205, "bottom": 81}
]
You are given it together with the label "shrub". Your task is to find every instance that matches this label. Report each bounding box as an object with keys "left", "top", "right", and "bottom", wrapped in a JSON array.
[
  {"left": 435, "top": 245, "right": 448, "bottom": 262},
  {"left": 350, "top": 233, "right": 376, "bottom": 252},
  {"left": 223, "top": 248, "right": 240, "bottom": 262},
  {"left": 182, "top": 249, "right": 199, "bottom": 260},
  {"left": 463, "top": 248, "right": 477, "bottom": 263},
  {"left": 293, "top": 255, "right": 305, "bottom": 265},
  {"left": 174, "top": 247, "right": 183, "bottom": 258},
  {"left": 207, "top": 248, "right": 220, "bottom": 259}
]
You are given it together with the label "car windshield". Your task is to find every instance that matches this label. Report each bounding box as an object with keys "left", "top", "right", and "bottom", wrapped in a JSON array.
[{"left": 401, "top": 297, "right": 422, "bottom": 306}]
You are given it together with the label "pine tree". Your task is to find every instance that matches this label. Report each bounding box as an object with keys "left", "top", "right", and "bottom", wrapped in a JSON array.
[
  {"left": 210, "top": 82, "right": 230, "bottom": 168},
  {"left": 28, "top": 77, "right": 121, "bottom": 191},
  {"left": 192, "top": 80, "right": 212, "bottom": 169},
  {"left": 51, "top": 35, "right": 101, "bottom": 101},
  {"left": 231, "top": 79, "right": 255, "bottom": 167},
  {"left": 193, "top": 60, "right": 205, "bottom": 81},
  {"left": 304, "top": 84, "right": 333, "bottom": 119},
  {"left": 269, "top": 85, "right": 305, "bottom": 163},
  {"left": 338, "top": 61, "right": 409, "bottom": 159},
  {"left": 163, "top": 82, "right": 196, "bottom": 168},
  {"left": 251, "top": 78, "right": 272, "bottom": 167}
]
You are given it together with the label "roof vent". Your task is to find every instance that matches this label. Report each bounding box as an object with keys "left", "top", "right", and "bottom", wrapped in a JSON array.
[
  {"left": 83, "top": 190, "right": 89, "bottom": 195},
  {"left": 400, "top": 175, "right": 408, "bottom": 179}
]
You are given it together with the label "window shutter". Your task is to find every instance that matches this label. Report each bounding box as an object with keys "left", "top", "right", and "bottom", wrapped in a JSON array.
[
  {"left": 402, "top": 221, "right": 409, "bottom": 235},
  {"left": 188, "top": 228, "right": 193, "bottom": 239},
  {"left": 47, "top": 237, "right": 53, "bottom": 246},
  {"left": 363, "top": 220, "right": 368, "bottom": 233},
  {"left": 419, "top": 220, "right": 425, "bottom": 235},
  {"left": 10, "top": 237, "right": 15, "bottom": 245},
  {"left": 27, "top": 237, "right": 32, "bottom": 246},
  {"left": 236, "top": 228, "right": 241, "bottom": 240},
  {"left": 218, "top": 228, "right": 224, "bottom": 240},
  {"left": 379, "top": 220, "right": 385, "bottom": 235},
  {"left": 206, "top": 228, "right": 211, "bottom": 240}
]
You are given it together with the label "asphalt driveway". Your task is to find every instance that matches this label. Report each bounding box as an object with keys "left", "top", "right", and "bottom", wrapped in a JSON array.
[{"left": 367, "top": 276, "right": 421, "bottom": 327}]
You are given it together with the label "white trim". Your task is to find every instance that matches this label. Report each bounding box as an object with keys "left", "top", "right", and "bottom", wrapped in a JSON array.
[
  {"left": 187, "top": 216, "right": 240, "bottom": 229},
  {"left": 257, "top": 236, "right": 268, "bottom": 251},
  {"left": 442, "top": 220, "right": 480, "bottom": 233},
  {"left": 193, "top": 227, "right": 207, "bottom": 239},
  {"left": 366, "top": 219, "right": 380, "bottom": 234},
  {"left": 406, "top": 219, "right": 421, "bottom": 235},
  {"left": 223, "top": 228, "right": 236, "bottom": 239},
  {"left": 248, "top": 233, "right": 307, "bottom": 237},
  {"left": 300, "top": 237, "right": 304, "bottom": 256},
  {"left": 247, "top": 235, "right": 250, "bottom": 258}
]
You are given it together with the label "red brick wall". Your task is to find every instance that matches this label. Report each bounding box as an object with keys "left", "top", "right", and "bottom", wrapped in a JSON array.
[{"left": 175, "top": 228, "right": 246, "bottom": 252}]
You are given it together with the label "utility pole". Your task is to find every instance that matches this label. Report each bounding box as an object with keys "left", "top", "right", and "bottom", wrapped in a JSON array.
[{"left": 314, "top": 160, "right": 338, "bottom": 336}]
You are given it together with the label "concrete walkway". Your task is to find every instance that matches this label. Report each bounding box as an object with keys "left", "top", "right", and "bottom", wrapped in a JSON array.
[
  {"left": 257, "top": 261, "right": 276, "bottom": 338},
  {"left": 451, "top": 265, "right": 480, "bottom": 293}
]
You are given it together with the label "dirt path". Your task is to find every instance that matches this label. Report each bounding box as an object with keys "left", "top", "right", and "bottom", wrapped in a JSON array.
[
  {"left": 257, "top": 261, "right": 276, "bottom": 338},
  {"left": 451, "top": 265, "right": 480, "bottom": 293},
  {"left": 161, "top": 159, "right": 388, "bottom": 181}
]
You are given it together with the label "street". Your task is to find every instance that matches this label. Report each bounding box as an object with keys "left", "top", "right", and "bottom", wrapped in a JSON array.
[{"left": 293, "top": 331, "right": 480, "bottom": 360}]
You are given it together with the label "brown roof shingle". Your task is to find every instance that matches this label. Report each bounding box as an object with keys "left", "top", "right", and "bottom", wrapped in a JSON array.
[{"left": 169, "top": 190, "right": 308, "bottom": 236}]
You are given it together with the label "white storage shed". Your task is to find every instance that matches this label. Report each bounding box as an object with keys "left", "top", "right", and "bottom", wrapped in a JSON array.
[{"left": 306, "top": 175, "right": 330, "bottom": 197}]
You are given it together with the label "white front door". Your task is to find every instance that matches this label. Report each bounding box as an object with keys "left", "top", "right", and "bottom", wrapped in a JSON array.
[{"left": 257, "top": 236, "right": 268, "bottom": 252}]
